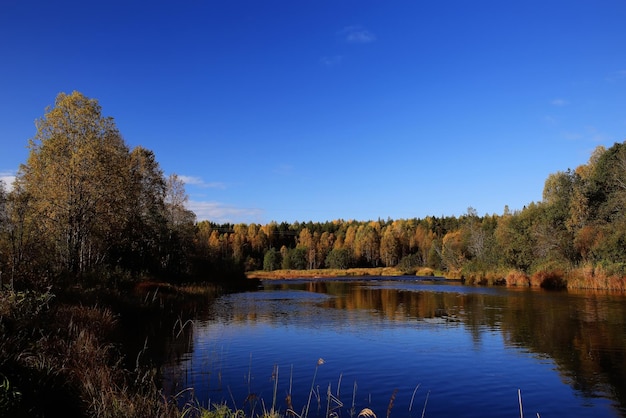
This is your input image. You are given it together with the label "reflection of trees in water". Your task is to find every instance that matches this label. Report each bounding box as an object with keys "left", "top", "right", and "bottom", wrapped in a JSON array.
[
  {"left": 499, "top": 290, "right": 626, "bottom": 411},
  {"left": 143, "top": 281, "right": 626, "bottom": 414},
  {"left": 263, "top": 281, "right": 626, "bottom": 412}
]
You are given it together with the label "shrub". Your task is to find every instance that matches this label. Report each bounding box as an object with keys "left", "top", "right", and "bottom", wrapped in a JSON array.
[
  {"left": 263, "top": 248, "right": 282, "bottom": 271},
  {"left": 397, "top": 254, "right": 420, "bottom": 275},
  {"left": 325, "top": 248, "right": 352, "bottom": 270},
  {"left": 505, "top": 270, "right": 530, "bottom": 287},
  {"left": 415, "top": 267, "right": 435, "bottom": 277},
  {"left": 532, "top": 270, "right": 567, "bottom": 290}
]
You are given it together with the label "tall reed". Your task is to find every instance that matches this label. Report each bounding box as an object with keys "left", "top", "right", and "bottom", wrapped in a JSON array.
[{"left": 303, "top": 358, "right": 325, "bottom": 418}]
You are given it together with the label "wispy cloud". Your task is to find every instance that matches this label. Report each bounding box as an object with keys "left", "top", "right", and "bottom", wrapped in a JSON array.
[
  {"left": 543, "top": 115, "right": 558, "bottom": 125},
  {"left": 178, "top": 175, "right": 226, "bottom": 189},
  {"left": 188, "top": 200, "right": 264, "bottom": 224},
  {"left": 606, "top": 70, "right": 626, "bottom": 82},
  {"left": 551, "top": 98, "right": 569, "bottom": 107},
  {"left": 562, "top": 126, "right": 612, "bottom": 143},
  {"left": 320, "top": 55, "right": 343, "bottom": 67},
  {"left": 584, "top": 126, "right": 613, "bottom": 143},
  {"left": 340, "top": 26, "right": 376, "bottom": 44}
]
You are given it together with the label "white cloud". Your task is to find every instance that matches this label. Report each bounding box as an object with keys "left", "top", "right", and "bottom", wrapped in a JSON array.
[
  {"left": 562, "top": 126, "right": 612, "bottom": 143},
  {"left": 188, "top": 200, "right": 264, "bottom": 224},
  {"left": 340, "top": 26, "right": 376, "bottom": 44},
  {"left": 178, "top": 175, "right": 226, "bottom": 189},
  {"left": 0, "top": 173, "right": 16, "bottom": 192},
  {"left": 543, "top": 115, "right": 558, "bottom": 125},
  {"left": 320, "top": 55, "right": 343, "bottom": 67},
  {"left": 606, "top": 70, "right": 626, "bottom": 82},
  {"left": 585, "top": 126, "right": 612, "bottom": 143},
  {"left": 551, "top": 98, "right": 569, "bottom": 107}
]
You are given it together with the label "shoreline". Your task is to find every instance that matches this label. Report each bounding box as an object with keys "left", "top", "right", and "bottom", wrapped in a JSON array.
[{"left": 246, "top": 267, "right": 436, "bottom": 280}]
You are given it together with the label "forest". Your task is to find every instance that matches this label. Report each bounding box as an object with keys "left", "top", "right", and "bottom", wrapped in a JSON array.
[{"left": 2, "top": 91, "right": 626, "bottom": 291}]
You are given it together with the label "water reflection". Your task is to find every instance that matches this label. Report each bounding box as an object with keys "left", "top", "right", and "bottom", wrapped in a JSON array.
[{"left": 155, "top": 278, "right": 626, "bottom": 417}]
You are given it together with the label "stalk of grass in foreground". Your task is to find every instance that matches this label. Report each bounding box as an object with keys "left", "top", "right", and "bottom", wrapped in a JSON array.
[
  {"left": 170, "top": 358, "right": 543, "bottom": 418},
  {"left": 303, "top": 358, "right": 325, "bottom": 418}
]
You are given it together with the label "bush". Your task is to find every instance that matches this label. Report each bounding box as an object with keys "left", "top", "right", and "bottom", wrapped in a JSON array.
[
  {"left": 505, "top": 270, "right": 530, "bottom": 287},
  {"left": 397, "top": 254, "right": 421, "bottom": 275},
  {"left": 415, "top": 267, "right": 435, "bottom": 277},
  {"left": 282, "top": 248, "right": 307, "bottom": 270},
  {"left": 532, "top": 270, "right": 567, "bottom": 290},
  {"left": 325, "top": 248, "right": 352, "bottom": 270},
  {"left": 263, "top": 248, "right": 282, "bottom": 271}
]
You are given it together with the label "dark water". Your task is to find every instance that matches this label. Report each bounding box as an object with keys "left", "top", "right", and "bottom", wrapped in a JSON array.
[{"left": 158, "top": 277, "right": 626, "bottom": 417}]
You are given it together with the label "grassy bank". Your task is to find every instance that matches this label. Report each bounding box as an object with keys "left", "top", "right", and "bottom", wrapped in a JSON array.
[
  {"left": 249, "top": 266, "right": 626, "bottom": 292},
  {"left": 459, "top": 266, "right": 626, "bottom": 291},
  {"left": 0, "top": 280, "right": 236, "bottom": 418},
  {"left": 247, "top": 267, "right": 401, "bottom": 280},
  {"left": 246, "top": 267, "right": 443, "bottom": 280}
]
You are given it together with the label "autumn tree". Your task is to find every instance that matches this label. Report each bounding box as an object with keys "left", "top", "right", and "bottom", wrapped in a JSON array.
[
  {"left": 16, "top": 91, "right": 131, "bottom": 276},
  {"left": 354, "top": 223, "right": 380, "bottom": 266},
  {"left": 343, "top": 224, "right": 358, "bottom": 259},
  {"left": 440, "top": 230, "right": 466, "bottom": 272},
  {"left": 317, "top": 231, "right": 334, "bottom": 268},
  {"left": 0, "top": 181, "right": 8, "bottom": 285},
  {"left": 414, "top": 224, "right": 435, "bottom": 266},
  {"left": 580, "top": 142, "right": 626, "bottom": 264},
  {"left": 229, "top": 224, "right": 248, "bottom": 263},
  {"left": 380, "top": 225, "right": 400, "bottom": 267},
  {"left": 297, "top": 228, "right": 317, "bottom": 269},
  {"left": 115, "top": 146, "right": 168, "bottom": 273},
  {"left": 534, "top": 171, "right": 578, "bottom": 266},
  {"left": 495, "top": 205, "right": 537, "bottom": 272}
]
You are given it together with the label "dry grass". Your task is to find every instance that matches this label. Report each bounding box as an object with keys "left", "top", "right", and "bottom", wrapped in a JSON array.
[
  {"left": 530, "top": 270, "right": 567, "bottom": 289},
  {"left": 250, "top": 264, "right": 626, "bottom": 292},
  {"left": 566, "top": 265, "right": 626, "bottom": 291},
  {"left": 505, "top": 271, "right": 531, "bottom": 287},
  {"left": 0, "top": 289, "right": 183, "bottom": 418},
  {"left": 415, "top": 267, "right": 435, "bottom": 277},
  {"left": 247, "top": 268, "right": 404, "bottom": 280},
  {"left": 463, "top": 271, "right": 506, "bottom": 286}
]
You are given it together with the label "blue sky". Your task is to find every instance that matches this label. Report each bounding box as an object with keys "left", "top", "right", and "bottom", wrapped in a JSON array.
[{"left": 1, "top": 1, "right": 625, "bottom": 224}]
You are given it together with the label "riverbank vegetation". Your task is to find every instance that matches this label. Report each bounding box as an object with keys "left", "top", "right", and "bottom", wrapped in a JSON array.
[
  {"left": 230, "top": 143, "right": 626, "bottom": 291},
  {"left": 1, "top": 91, "right": 625, "bottom": 415},
  {"left": 0, "top": 91, "right": 253, "bottom": 417},
  {"left": 214, "top": 140, "right": 626, "bottom": 291}
]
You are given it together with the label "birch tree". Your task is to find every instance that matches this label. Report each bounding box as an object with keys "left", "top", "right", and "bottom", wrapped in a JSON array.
[{"left": 17, "top": 91, "right": 130, "bottom": 275}]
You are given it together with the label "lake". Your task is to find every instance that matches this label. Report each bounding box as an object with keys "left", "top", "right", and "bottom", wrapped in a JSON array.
[{"left": 157, "top": 277, "right": 626, "bottom": 417}]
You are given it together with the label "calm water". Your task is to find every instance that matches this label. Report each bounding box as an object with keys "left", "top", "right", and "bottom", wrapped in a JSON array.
[{"left": 158, "top": 277, "right": 626, "bottom": 417}]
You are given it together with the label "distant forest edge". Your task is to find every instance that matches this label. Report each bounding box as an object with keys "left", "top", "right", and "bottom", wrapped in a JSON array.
[{"left": 2, "top": 91, "right": 626, "bottom": 291}]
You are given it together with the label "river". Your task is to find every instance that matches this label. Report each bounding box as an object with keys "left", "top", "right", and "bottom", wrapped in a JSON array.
[{"left": 156, "top": 277, "right": 626, "bottom": 417}]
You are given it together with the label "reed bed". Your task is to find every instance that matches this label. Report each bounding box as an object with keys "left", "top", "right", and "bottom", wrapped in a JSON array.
[
  {"left": 169, "top": 359, "right": 540, "bottom": 418},
  {"left": 246, "top": 268, "right": 404, "bottom": 280},
  {"left": 566, "top": 265, "right": 626, "bottom": 291}
]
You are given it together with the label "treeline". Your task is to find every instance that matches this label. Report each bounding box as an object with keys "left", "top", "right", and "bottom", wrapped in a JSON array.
[
  {"left": 0, "top": 91, "right": 244, "bottom": 291},
  {"left": 196, "top": 142, "right": 626, "bottom": 289},
  {"left": 1, "top": 91, "right": 626, "bottom": 291}
]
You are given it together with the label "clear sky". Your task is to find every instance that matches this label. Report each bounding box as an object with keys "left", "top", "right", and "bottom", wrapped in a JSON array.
[{"left": 1, "top": 1, "right": 625, "bottom": 224}]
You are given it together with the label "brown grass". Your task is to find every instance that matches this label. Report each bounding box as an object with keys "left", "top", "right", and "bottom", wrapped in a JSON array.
[
  {"left": 505, "top": 270, "right": 531, "bottom": 287},
  {"left": 247, "top": 267, "right": 404, "bottom": 280},
  {"left": 462, "top": 271, "right": 505, "bottom": 286},
  {"left": 0, "top": 290, "right": 182, "bottom": 418},
  {"left": 530, "top": 270, "right": 567, "bottom": 289},
  {"left": 415, "top": 267, "right": 435, "bottom": 277},
  {"left": 566, "top": 265, "right": 626, "bottom": 291}
]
